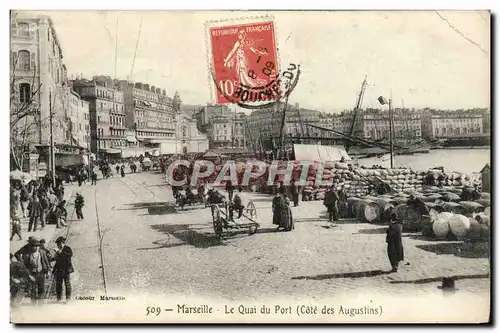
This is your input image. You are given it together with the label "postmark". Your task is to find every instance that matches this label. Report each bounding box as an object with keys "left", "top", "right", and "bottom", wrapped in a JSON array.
[{"left": 205, "top": 16, "right": 301, "bottom": 109}]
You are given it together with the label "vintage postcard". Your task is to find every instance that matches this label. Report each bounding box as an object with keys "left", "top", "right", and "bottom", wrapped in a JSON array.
[{"left": 9, "top": 10, "right": 490, "bottom": 323}]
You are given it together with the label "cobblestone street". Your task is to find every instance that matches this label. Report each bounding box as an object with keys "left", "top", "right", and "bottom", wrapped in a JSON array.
[
  {"left": 11, "top": 170, "right": 490, "bottom": 323},
  {"left": 57, "top": 171, "right": 490, "bottom": 299}
]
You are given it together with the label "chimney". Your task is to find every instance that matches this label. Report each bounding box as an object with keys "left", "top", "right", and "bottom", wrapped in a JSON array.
[
  {"left": 144, "top": 83, "right": 150, "bottom": 91},
  {"left": 162, "top": 89, "right": 166, "bottom": 96},
  {"left": 151, "top": 85, "right": 156, "bottom": 92},
  {"left": 295, "top": 103, "right": 299, "bottom": 109},
  {"left": 156, "top": 88, "right": 161, "bottom": 94}
]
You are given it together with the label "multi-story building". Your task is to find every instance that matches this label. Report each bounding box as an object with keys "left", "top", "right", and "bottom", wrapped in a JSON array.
[
  {"left": 361, "top": 110, "right": 422, "bottom": 141},
  {"left": 117, "top": 81, "right": 177, "bottom": 154},
  {"left": 72, "top": 76, "right": 126, "bottom": 154},
  {"left": 429, "top": 113, "right": 483, "bottom": 138},
  {"left": 247, "top": 103, "right": 325, "bottom": 146},
  {"left": 10, "top": 12, "right": 70, "bottom": 150},
  {"left": 196, "top": 105, "right": 248, "bottom": 149},
  {"left": 67, "top": 90, "right": 90, "bottom": 149}
]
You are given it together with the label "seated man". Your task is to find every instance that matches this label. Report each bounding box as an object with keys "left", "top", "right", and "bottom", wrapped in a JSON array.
[{"left": 230, "top": 188, "right": 246, "bottom": 220}]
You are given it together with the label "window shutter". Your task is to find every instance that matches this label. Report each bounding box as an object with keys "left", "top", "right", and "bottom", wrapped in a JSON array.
[
  {"left": 30, "top": 52, "right": 36, "bottom": 70},
  {"left": 11, "top": 23, "right": 17, "bottom": 36}
]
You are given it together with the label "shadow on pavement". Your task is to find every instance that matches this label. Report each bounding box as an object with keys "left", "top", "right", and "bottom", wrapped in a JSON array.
[
  {"left": 137, "top": 239, "right": 186, "bottom": 251},
  {"left": 416, "top": 242, "right": 490, "bottom": 259},
  {"left": 116, "top": 202, "right": 178, "bottom": 215},
  {"left": 389, "top": 273, "right": 490, "bottom": 285},
  {"left": 150, "top": 224, "right": 224, "bottom": 248},
  {"left": 358, "top": 227, "right": 387, "bottom": 234},
  {"left": 405, "top": 234, "right": 447, "bottom": 242},
  {"left": 292, "top": 269, "right": 393, "bottom": 280}
]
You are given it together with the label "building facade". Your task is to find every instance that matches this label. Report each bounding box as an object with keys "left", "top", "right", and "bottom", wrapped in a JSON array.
[
  {"left": 118, "top": 81, "right": 177, "bottom": 154},
  {"left": 429, "top": 113, "right": 483, "bottom": 138},
  {"left": 10, "top": 12, "right": 70, "bottom": 150},
  {"left": 72, "top": 76, "right": 126, "bottom": 154},
  {"left": 67, "top": 90, "right": 90, "bottom": 149},
  {"left": 361, "top": 110, "right": 422, "bottom": 141},
  {"left": 196, "top": 105, "right": 248, "bottom": 149}
]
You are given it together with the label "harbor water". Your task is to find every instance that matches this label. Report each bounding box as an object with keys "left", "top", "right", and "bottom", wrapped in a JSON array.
[{"left": 355, "top": 148, "right": 490, "bottom": 174}]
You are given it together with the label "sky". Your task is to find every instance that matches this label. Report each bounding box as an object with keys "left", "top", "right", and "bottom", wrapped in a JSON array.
[{"left": 25, "top": 10, "right": 490, "bottom": 113}]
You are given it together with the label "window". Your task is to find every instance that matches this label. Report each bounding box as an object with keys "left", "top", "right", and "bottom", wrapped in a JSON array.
[
  {"left": 18, "top": 23, "right": 29, "bottom": 37},
  {"left": 19, "top": 83, "right": 31, "bottom": 103},
  {"left": 18, "top": 50, "right": 30, "bottom": 70}
]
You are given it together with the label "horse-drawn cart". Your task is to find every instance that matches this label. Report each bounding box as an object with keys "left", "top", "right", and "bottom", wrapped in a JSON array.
[{"left": 210, "top": 201, "right": 259, "bottom": 239}]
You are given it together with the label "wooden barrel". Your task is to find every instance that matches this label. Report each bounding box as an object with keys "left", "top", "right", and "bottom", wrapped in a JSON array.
[
  {"left": 403, "top": 205, "right": 424, "bottom": 231},
  {"left": 459, "top": 201, "right": 485, "bottom": 215},
  {"left": 394, "top": 204, "right": 408, "bottom": 220},
  {"left": 421, "top": 215, "right": 434, "bottom": 236},
  {"left": 363, "top": 201, "right": 382, "bottom": 223},
  {"left": 346, "top": 197, "right": 362, "bottom": 218}
]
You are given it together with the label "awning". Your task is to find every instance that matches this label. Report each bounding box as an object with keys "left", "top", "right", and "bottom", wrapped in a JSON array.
[
  {"left": 293, "top": 144, "right": 351, "bottom": 162},
  {"left": 126, "top": 136, "right": 137, "bottom": 143},
  {"left": 100, "top": 148, "right": 121, "bottom": 154}
]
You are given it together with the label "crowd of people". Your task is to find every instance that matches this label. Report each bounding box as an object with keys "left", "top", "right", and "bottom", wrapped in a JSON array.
[
  {"left": 10, "top": 175, "right": 70, "bottom": 241},
  {"left": 10, "top": 236, "right": 74, "bottom": 306}
]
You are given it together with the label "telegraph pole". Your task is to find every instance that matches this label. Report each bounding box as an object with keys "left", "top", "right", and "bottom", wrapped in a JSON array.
[
  {"left": 49, "top": 91, "right": 56, "bottom": 183},
  {"left": 388, "top": 96, "right": 394, "bottom": 169}
]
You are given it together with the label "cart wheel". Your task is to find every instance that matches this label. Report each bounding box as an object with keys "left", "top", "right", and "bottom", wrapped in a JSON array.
[{"left": 246, "top": 201, "right": 257, "bottom": 220}]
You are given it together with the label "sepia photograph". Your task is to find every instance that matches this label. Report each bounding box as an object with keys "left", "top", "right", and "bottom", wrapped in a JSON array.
[{"left": 8, "top": 9, "right": 491, "bottom": 323}]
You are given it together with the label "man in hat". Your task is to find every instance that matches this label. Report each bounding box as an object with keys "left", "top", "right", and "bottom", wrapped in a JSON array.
[
  {"left": 14, "top": 236, "right": 35, "bottom": 261},
  {"left": 75, "top": 193, "right": 85, "bottom": 220},
  {"left": 386, "top": 213, "right": 404, "bottom": 272},
  {"left": 40, "top": 239, "right": 53, "bottom": 263},
  {"left": 323, "top": 185, "right": 339, "bottom": 222},
  {"left": 52, "top": 237, "right": 73, "bottom": 302},
  {"left": 24, "top": 238, "right": 50, "bottom": 304}
]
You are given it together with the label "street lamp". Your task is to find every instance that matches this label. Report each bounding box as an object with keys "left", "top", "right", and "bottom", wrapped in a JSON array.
[{"left": 378, "top": 95, "right": 394, "bottom": 169}]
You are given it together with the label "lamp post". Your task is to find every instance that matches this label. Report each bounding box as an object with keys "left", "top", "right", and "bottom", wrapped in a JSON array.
[{"left": 378, "top": 95, "right": 394, "bottom": 169}]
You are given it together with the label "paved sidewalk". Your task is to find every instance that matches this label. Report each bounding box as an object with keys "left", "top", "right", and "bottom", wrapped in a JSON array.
[{"left": 10, "top": 183, "right": 79, "bottom": 255}]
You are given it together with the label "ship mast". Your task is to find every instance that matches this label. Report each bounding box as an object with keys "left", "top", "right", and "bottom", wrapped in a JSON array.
[{"left": 346, "top": 76, "right": 368, "bottom": 151}]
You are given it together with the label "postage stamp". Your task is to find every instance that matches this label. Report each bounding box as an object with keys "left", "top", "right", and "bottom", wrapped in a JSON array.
[{"left": 206, "top": 16, "right": 294, "bottom": 107}]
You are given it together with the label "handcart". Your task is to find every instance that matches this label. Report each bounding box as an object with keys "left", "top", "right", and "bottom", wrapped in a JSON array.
[{"left": 210, "top": 201, "right": 259, "bottom": 239}]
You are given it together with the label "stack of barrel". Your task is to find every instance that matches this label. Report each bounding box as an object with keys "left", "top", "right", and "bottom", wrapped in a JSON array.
[{"left": 344, "top": 195, "right": 395, "bottom": 224}]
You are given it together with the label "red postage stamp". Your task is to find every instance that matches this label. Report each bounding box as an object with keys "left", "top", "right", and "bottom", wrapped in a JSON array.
[{"left": 208, "top": 20, "right": 279, "bottom": 104}]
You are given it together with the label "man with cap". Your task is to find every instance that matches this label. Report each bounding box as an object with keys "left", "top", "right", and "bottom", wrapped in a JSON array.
[
  {"left": 52, "top": 237, "right": 73, "bottom": 302},
  {"left": 14, "top": 236, "right": 35, "bottom": 261},
  {"left": 24, "top": 238, "right": 50, "bottom": 304}
]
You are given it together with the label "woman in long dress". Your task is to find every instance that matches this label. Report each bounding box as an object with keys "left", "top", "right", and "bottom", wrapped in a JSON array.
[
  {"left": 386, "top": 213, "right": 404, "bottom": 272},
  {"left": 224, "top": 29, "right": 270, "bottom": 88},
  {"left": 272, "top": 187, "right": 294, "bottom": 231}
]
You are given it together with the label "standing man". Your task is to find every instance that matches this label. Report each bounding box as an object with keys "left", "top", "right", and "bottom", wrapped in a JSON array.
[
  {"left": 290, "top": 181, "right": 300, "bottom": 207},
  {"left": 24, "top": 239, "right": 50, "bottom": 304},
  {"left": 52, "top": 237, "right": 73, "bottom": 303},
  {"left": 27, "top": 195, "right": 42, "bottom": 232},
  {"left": 91, "top": 171, "right": 98, "bottom": 186},
  {"left": 323, "top": 186, "right": 339, "bottom": 222},
  {"left": 75, "top": 193, "right": 85, "bottom": 220},
  {"left": 337, "top": 185, "right": 348, "bottom": 218},
  {"left": 225, "top": 180, "right": 234, "bottom": 201}
]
